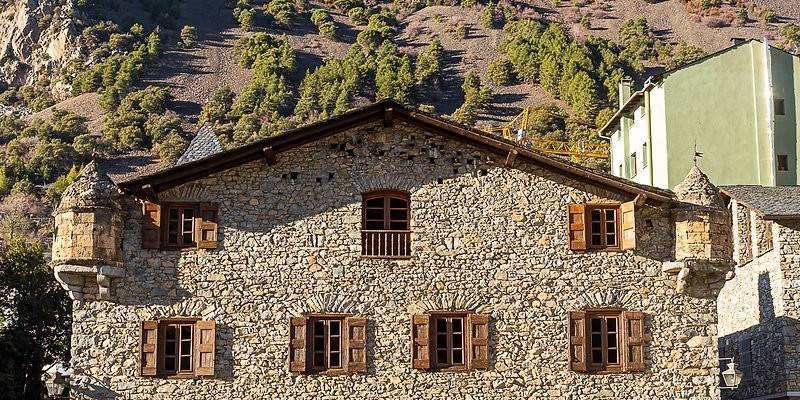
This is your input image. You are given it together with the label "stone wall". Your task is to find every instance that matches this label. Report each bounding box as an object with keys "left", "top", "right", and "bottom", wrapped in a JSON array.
[
  {"left": 719, "top": 218, "right": 800, "bottom": 400},
  {"left": 67, "top": 122, "right": 721, "bottom": 399},
  {"left": 732, "top": 201, "right": 752, "bottom": 265}
]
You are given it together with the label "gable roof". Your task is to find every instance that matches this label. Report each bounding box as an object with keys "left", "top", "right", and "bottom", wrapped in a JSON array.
[
  {"left": 721, "top": 185, "right": 800, "bottom": 220},
  {"left": 118, "top": 100, "right": 674, "bottom": 204},
  {"left": 176, "top": 124, "right": 223, "bottom": 166}
]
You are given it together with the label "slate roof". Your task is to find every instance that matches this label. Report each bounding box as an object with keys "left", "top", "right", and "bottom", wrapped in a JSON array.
[
  {"left": 176, "top": 124, "right": 223, "bottom": 166},
  {"left": 720, "top": 185, "right": 800, "bottom": 220}
]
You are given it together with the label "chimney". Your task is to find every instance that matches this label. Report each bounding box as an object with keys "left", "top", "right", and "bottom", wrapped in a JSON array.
[
  {"left": 730, "top": 37, "right": 746, "bottom": 47},
  {"left": 619, "top": 77, "right": 633, "bottom": 106}
]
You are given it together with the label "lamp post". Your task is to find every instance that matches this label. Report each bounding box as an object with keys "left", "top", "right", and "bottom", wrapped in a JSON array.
[
  {"left": 720, "top": 357, "right": 744, "bottom": 390},
  {"left": 42, "top": 363, "right": 70, "bottom": 399}
]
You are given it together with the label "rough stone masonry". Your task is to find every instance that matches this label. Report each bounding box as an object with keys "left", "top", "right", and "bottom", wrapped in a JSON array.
[{"left": 53, "top": 113, "right": 726, "bottom": 399}]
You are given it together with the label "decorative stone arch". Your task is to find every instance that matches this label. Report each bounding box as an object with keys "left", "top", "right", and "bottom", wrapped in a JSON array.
[
  {"left": 287, "top": 293, "right": 373, "bottom": 316},
  {"left": 159, "top": 183, "right": 212, "bottom": 202},
  {"left": 408, "top": 293, "right": 491, "bottom": 314},
  {"left": 571, "top": 288, "right": 636, "bottom": 310},
  {"left": 353, "top": 174, "right": 418, "bottom": 194}
]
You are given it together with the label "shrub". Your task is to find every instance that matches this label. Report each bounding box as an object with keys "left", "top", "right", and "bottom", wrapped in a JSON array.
[
  {"left": 319, "top": 22, "right": 337, "bottom": 39},
  {"left": 179, "top": 25, "right": 197, "bottom": 48},
  {"left": 236, "top": 7, "right": 255, "bottom": 30},
  {"left": 415, "top": 39, "right": 443, "bottom": 85},
  {"left": 782, "top": 23, "right": 800, "bottom": 47},
  {"left": 267, "top": 0, "right": 296, "bottom": 28},
  {"left": 201, "top": 87, "right": 235, "bottom": 123},
  {"left": 310, "top": 8, "right": 331, "bottom": 25},
  {"left": 295, "top": 44, "right": 369, "bottom": 122},
  {"left": 666, "top": 41, "right": 707, "bottom": 69},
  {"left": 348, "top": 7, "right": 369, "bottom": 25},
  {"left": 451, "top": 72, "right": 492, "bottom": 126},
  {"left": 446, "top": 19, "right": 469, "bottom": 39},
  {"left": 487, "top": 57, "right": 513, "bottom": 85},
  {"left": 703, "top": 16, "right": 729, "bottom": 28},
  {"left": 618, "top": 17, "right": 656, "bottom": 70},
  {"left": 758, "top": 7, "right": 777, "bottom": 23},
  {"left": 580, "top": 14, "right": 590, "bottom": 28},
  {"left": 375, "top": 43, "right": 414, "bottom": 103},
  {"left": 479, "top": 2, "right": 505, "bottom": 29},
  {"left": 156, "top": 132, "right": 188, "bottom": 161}
]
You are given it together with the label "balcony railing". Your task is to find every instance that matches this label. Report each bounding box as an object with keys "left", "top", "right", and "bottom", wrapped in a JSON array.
[{"left": 361, "top": 230, "right": 411, "bottom": 258}]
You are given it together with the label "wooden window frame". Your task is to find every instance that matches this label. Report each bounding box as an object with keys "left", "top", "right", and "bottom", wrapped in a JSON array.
[
  {"left": 430, "top": 312, "right": 469, "bottom": 372},
  {"left": 586, "top": 310, "right": 623, "bottom": 373},
  {"left": 361, "top": 190, "right": 411, "bottom": 259},
  {"left": 164, "top": 203, "right": 198, "bottom": 250},
  {"left": 569, "top": 309, "right": 645, "bottom": 374},
  {"left": 586, "top": 205, "right": 621, "bottom": 250},
  {"left": 308, "top": 315, "right": 347, "bottom": 375},
  {"left": 157, "top": 318, "right": 199, "bottom": 379}
]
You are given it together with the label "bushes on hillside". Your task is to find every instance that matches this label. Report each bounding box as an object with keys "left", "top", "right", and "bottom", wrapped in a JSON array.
[
  {"left": 666, "top": 41, "right": 707, "bottom": 69},
  {"left": 487, "top": 57, "right": 513, "bottom": 85},
  {"left": 415, "top": 39, "right": 443, "bottom": 86},
  {"left": 451, "top": 72, "right": 492, "bottom": 126},
  {"left": 230, "top": 0, "right": 256, "bottom": 31},
  {"left": 295, "top": 44, "right": 370, "bottom": 121},
  {"left": 311, "top": 9, "right": 337, "bottom": 39},
  {"left": 179, "top": 25, "right": 197, "bottom": 48},
  {"left": 267, "top": 0, "right": 297, "bottom": 28},
  {"left": 201, "top": 87, "right": 236, "bottom": 124},
  {"left": 375, "top": 43, "right": 414, "bottom": 103}
]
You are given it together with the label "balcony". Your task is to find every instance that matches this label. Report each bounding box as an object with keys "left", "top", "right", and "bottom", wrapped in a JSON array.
[{"left": 361, "top": 230, "right": 411, "bottom": 259}]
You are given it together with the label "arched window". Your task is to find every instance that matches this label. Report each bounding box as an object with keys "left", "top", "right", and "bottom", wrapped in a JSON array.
[{"left": 361, "top": 191, "right": 411, "bottom": 258}]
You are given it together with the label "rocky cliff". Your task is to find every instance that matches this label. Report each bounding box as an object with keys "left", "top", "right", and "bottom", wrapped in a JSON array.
[{"left": 0, "top": 0, "right": 79, "bottom": 86}]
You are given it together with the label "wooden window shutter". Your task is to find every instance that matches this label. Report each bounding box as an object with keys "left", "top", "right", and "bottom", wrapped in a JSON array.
[
  {"left": 621, "top": 201, "right": 636, "bottom": 250},
  {"left": 568, "top": 311, "right": 587, "bottom": 372},
  {"left": 623, "top": 311, "right": 645, "bottom": 372},
  {"left": 345, "top": 316, "right": 367, "bottom": 373},
  {"left": 197, "top": 203, "right": 219, "bottom": 249},
  {"left": 411, "top": 314, "right": 431, "bottom": 369},
  {"left": 289, "top": 317, "right": 308, "bottom": 373},
  {"left": 567, "top": 204, "right": 587, "bottom": 250},
  {"left": 468, "top": 313, "right": 489, "bottom": 370},
  {"left": 140, "top": 321, "right": 159, "bottom": 376},
  {"left": 194, "top": 320, "right": 216, "bottom": 377},
  {"left": 141, "top": 202, "right": 161, "bottom": 249}
]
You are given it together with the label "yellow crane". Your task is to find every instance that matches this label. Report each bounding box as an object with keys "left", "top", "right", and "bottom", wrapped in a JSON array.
[{"left": 484, "top": 107, "right": 610, "bottom": 159}]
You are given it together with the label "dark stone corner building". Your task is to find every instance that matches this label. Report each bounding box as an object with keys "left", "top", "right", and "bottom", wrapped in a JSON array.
[{"left": 52, "top": 100, "right": 782, "bottom": 399}]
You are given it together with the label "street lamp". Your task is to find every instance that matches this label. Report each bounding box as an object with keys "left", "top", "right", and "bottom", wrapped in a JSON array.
[
  {"left": 42, "top": 363, "right": 70, "bottom": 399},
  {"left": 720, "top": 357, "right": 744, "bottom": 389}
]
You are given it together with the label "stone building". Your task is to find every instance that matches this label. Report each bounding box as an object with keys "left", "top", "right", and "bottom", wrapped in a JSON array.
[
  {"left": 52, "top": 100, "right": 730, "bottom": 399},
  {"left": 717, "top": 185, "right": 800, "bottom": 400}
]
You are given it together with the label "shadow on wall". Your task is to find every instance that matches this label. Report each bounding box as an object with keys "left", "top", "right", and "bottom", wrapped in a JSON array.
[
  {"left": 69, "top": 374, "right": 121, "bottom": 399},
  {"left": 719, "top": 272, "right": 799, "bottom": 400}
]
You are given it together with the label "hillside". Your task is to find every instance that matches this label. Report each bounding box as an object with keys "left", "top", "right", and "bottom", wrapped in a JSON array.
[
  {"left": 0, "top": 0, "right": 799, "bottom": 245},
  {"left": 8, "top": 0, "right": 800, "bottom": 134}
]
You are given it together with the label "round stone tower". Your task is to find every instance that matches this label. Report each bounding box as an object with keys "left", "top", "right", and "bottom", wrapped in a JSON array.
[
  {"left": 666, "top": 165, "right": 734, "bottom": 295},
  {"left": 52, "top": 161, "right": 124, "bottom": 301}
]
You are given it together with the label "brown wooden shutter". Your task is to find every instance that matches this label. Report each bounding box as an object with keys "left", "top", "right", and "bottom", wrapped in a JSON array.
[
  {"left": 623, "top": 311, "right": 645, "bottom": 372},
  {"left": 345, "top": 316, "right": 367, "bottom": 373},
  {"left": 197, "top": 203, "right": 218, "bottom": 249},
  {"left": 194, "top": 320, "right": 216, "bottom": 377},
  {"left": 620, "top": 201, "right": 636, "bottom": 250},
  {"left": 567, "top": 204, "right": 587, "bottom": 250},
  {"left": 568, "top": 311, "right": 587, "bottom": 372},
  {"left": 142, "top": 202, "right": 161, "bottom": 249},
  {"left": 468, "top": 313, "right": 489, "bottom": 370},
  {"left": 411, "top": 314, "right": 431, "bottom": 369},
  {"left": 140, "top": 320, "right": 159, "bottom": 376},
  {"left": 289, "top": 317, "right": 308, "bottom": 373}
]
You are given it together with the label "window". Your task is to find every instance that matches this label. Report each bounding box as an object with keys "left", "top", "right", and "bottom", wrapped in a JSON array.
[
  {"left": 777, "top": 154, "right": 789, "bottom": 171},
  {"left": 618, "top": 164, "right": 623, "bottom": 177},
  {"left": 630, "top": 152, "right": 637, "bottom": 176},
  {"left": 289, "top": 314, "right": 366, "bottom": 374},
  {"left": 642, "top": 143, "right": 648, "bottom": 168},
  {"left": 775, "top": 98, "right": 785, "bottom": 116},
  {"left": 140, "top": 319, "right": 216, "bottom": 378},
  {"left": 739, "top": 338, "right": 752, "bottom": 381},
  {"left": 141, "top": 202, "right": 218, "bottom": 250},
  {"left": 411, "top": 312, "right": 489, "bottom": 371},
  {"left": 568, "top": 310, "right": 645, "bottom": 373},
  {"left": 568, "top": 203, "right": 636, "bottom": 251},
  {"left": 361, "top": 191, "right": 411, "bottom": 258}
]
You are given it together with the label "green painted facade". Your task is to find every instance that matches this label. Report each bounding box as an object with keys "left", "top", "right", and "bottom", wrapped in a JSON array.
[{"left": 602, "top": 40, "right": 800, "bottom": 189}]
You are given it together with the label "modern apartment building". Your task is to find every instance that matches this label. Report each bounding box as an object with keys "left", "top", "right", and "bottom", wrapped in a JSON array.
[{"left": 600, "top": 39, "right": 800, "bottom": 189}]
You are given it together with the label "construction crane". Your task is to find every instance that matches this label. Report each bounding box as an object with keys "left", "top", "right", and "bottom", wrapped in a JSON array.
[{"left": 484, "top": 106, "right": 610, "bottom": 159}]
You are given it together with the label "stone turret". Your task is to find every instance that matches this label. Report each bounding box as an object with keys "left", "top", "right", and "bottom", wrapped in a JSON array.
[
  {"left": 52, "top": 161, "right": 124, "bottom": 301},
  {"left": 664, "top": 165, "right": 735, "bottom": 295}
]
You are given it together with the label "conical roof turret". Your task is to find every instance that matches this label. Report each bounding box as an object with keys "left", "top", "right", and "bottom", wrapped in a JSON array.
[{"left": 673, "top": 165, "right": 724, "bottom": 209}]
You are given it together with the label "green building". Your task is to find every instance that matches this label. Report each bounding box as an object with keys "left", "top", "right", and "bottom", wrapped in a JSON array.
[{"left": 599, "top": 39, "right": 800, "bottom": 189}]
